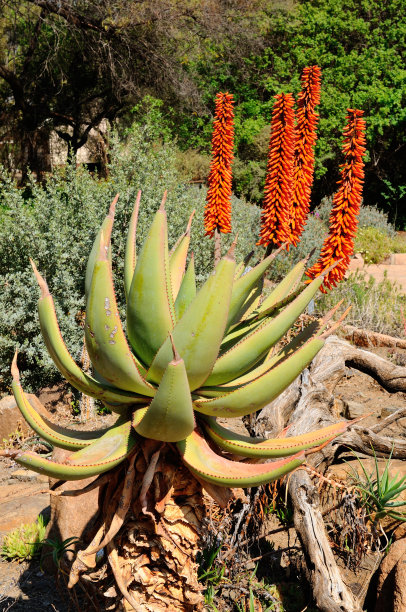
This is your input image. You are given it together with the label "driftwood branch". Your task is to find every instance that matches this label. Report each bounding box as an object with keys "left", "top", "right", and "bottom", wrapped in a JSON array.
[
  {"left": 255, "top": 334, "right": 406, "bottom": 612},
  {"left": 290, "top": 469, "right": 361, "bottom": 612},
  {"left": 341, "top": 324, "right": 406, "bottom": 350},
  {"left": 336, "top": 426, "right": 406, "bottom": 459}
]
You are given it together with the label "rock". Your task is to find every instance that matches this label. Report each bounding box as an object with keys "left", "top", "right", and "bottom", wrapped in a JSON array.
[
  {"left": 0, "top": 480, "right": 50, "bottom": 538},
  {"left": 344, "top": 400, "right": 368, "bottom": 419},
  {"left": 375, "top": 538, "right": 406, "bottom": 612},
  {"left": 390, "top": 253, "right": 406, "bottom": 265},
  {"left": 0, "top": 394, "right": 43, "bottom": 442},
  {"left": 10, "top": 468, "right": 48, "bottom": 483},
  {"left": 381, "top": 406, "right": 406, "bottom": 418},
  {"left": 41, "top": 447, "right": 100, "bottom": 572}
]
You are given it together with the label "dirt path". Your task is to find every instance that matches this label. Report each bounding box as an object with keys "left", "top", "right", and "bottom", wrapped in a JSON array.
[{"left": 348, "top": 254, "right": 406, "bottom": 292}]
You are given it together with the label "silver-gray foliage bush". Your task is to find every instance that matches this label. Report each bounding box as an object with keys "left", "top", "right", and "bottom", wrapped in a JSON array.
[
  {"left": 316, "top": 196, "right": 396, "bottom": 237},
  {"left": 0, "top": 120, "right": 259, "bottom": 394}
]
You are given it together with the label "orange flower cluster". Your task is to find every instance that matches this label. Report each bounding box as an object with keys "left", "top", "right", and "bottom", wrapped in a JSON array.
[
  {"left": 306, "top": 109, "right": 366, "bottom": 291},
  {"left": 204, "top": 92, "right": 235, "bottom": 237},
  {"left": 257, "top": 93, "right": 295, "bottom": 249},
  {"left": 289, "top": 65, "right": 321, "bottom": 247}
]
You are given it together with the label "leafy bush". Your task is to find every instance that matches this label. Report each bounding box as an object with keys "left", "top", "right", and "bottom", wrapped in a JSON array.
[
  {"left": 0, "top": 119, "right": 259, "bottom": 394},
  {"left": 354, "top": 227, "right": 392, "bottom": 264},
  {"left": 315, "top": 270, "right": 406, "bottom": 336},
  {"left": 390, "top": 234, "right": 406, "bottom": 254},
  {"left": 267, "top": 213, "right": 328, "bottom": 282},
  {"left": 316, "top": 197, "right": 396, "bottom": 237},
  {"left": 1, "top": 515, "right": 47, "bottom": 561}
]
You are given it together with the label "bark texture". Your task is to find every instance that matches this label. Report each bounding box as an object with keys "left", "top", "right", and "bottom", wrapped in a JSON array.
[{"left": 255, "top": 335, "right": 406, "bottom": 612}]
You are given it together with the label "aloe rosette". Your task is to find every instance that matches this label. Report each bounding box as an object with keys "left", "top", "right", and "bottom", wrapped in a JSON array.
[{"left": 11, "top": 194, "right": 351, "bottom": 488}]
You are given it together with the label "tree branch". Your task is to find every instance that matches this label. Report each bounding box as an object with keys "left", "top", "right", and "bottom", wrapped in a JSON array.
[{"left": 24, "top": 0, "right": 109, "bottom": 33}]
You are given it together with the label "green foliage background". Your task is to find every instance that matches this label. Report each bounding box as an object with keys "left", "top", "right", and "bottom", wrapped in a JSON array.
[{"left": 172, "top": 0, "right": 406, "bottom": 223}]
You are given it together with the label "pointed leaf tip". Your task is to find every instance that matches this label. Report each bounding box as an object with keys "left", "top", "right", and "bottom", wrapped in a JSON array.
[
  {"left": 30, "top": 259, "right": 50, "bottom": 298},
  {"left": 169, "top": 333, "right": 181, "bottom": 362},
  {"left": 11, "top": 351, "right": 19, "bottom": 382},
  {"left": 159, "top": 190, "right": 168, "bottom": 211},
  {"left": 108, "top": 194, "right": 119, "bottom": 218},
  {"left": 226, "top": 233, "right": 238, "bottom": 260},
  {"left": 186, "top": 209, "right": 196, "bottom": 234},
  {"left": 320, "top": 305, "right": 351, "bottom": 339}
]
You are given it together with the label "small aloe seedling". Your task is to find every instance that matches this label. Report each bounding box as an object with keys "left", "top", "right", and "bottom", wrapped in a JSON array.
[
  {"left": 349, "top": 447, "right": 406, "bottom": 523},
  {"left": 1, "top": 515, "right": 48, "bottom": 561}
]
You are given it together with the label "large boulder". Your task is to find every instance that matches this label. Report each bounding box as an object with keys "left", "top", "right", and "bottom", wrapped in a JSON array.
[
  {"left": 0, "top": 394, "right": 44, "bottom": 442},
  {"left": 375, "top": 538, "right": 406, "bottom": 612},
  {"left": 41, "top": 447, "right": 100, "bottom": 573}
]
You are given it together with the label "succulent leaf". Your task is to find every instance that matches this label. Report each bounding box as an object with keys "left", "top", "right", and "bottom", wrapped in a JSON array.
[
  {"left": 14, "top": 420, "right": 137, "bottom": 480},
  {"left": 194, "top": 336, "right": 325, "bottom": 417},
  {"left": 177, "top": 429, "right": 305, "bottom": 487},
  {"left": 85, "top": 195, "right": 118, "bottom": 300},
  {"left": 124, "top": 190, "right": 141, "bottom": 299},
  {"left": 174, "top": 254, "right": 196, "bottom": 320},
  {"left": 11, "top": 362, "right": 110, "bottom": 450},
  {"left": 226, "top": 247, "right": 282, "bottom": 327},
  {"left": 202, "top": 417, "right": 349, "bottom": 458},
  {"left": 85, "top": 232, "right": 155, "bottom": 396},
  {"left": 127, "top": 206, "right": 175, "bottom": 365},
  {"left": 169, "top": 210, "right": 195, "bottom": 301},
  {"left": 147, "top": 253, "right": 236, "bottom": 390},
  {"left": 135, "top": 344, "right": 195, "bottom": 442},
  {"left": 206, "top": 274, "right": 324, "bottom": 386},
  {"left": 200, "top": 319, "right": 322, "bottom": 397},
  {"left": 258, "top": 257, "right": 308, "bottom": 313},
  {"left": 32, "top": 263, "right": 146, "bottom": 410}
]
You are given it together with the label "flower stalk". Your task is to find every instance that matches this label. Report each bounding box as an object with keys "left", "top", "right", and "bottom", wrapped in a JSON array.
[
  {"left": 204, "top": 92, "right": 235, "bottom": 262},
  {"left": 289, "top": 65, "right": 321, "bottom": 247},
  {"left": 257, "top": 93, "right": 295, "bottom": 251},
  {"left": 306, "top": 109, "right": 366, "bottom": 290}
]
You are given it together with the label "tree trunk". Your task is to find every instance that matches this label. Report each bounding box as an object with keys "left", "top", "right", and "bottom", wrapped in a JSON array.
[{"left": 52, "top": 441, "right": 205, "bottom": 611}]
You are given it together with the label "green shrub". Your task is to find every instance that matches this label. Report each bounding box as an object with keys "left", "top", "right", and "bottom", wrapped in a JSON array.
[
  {"left": 315, "top": 270, "right": 406, "bottom": 336},
  {"left": 390, "top": 234, "right": 406, "bottom": 254},
  {"left": 316, "top": 197, "right": 396, "bottom": 237},
  {"left": 0, "top": 119, "right": 259, "bottom": 394},
  {"left": 1, "top": 515, "right": 47, "bottom": 561},
  {"left": 267, "top": 213, "right": 328, "bottom": 282},
  {"left": 354, "top": 227, "right": 392, "bottom": 264},
  {"left": 174, "top": 149, "right": 210, "bottom": 183}
]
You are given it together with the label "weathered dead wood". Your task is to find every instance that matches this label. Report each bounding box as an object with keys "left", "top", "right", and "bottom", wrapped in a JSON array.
[
  {"left": 290, "top": 469, "right": 361, "bottom": 612},
  {"left": 255, "top": 335, "right": 406, "bottom": 612},
  {"left": 341, "top": 324, "right": 406, "bottom": 350},
  {"left": 336, "top": 427, "right": 406, "bottom": 459}
]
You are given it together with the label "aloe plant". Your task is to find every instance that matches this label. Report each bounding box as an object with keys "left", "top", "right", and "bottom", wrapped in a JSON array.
[{"left": 8, "top": 193, "right": 352, "bottom": 608}]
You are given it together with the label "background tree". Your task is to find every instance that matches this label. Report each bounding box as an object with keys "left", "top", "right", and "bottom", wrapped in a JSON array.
[
  {"left": 0, "top": 0, "right": 265, "bottom": 176},
  {"left": 179, "top": 0, "right": 405, "bottom": 224}
]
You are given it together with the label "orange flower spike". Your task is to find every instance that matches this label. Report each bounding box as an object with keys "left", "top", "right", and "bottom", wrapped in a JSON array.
[
  {"left": 204, "top": 92, "right": 235, "bottom": 237},
  {"left": 306, "top": 109, "right": 366, "bottom": 291},
  {"left": 257, "top": 93, "right": 295, "bottom": 250},
  {"left": 289, "top": 66, "right": 322, "bottom": 247}
]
